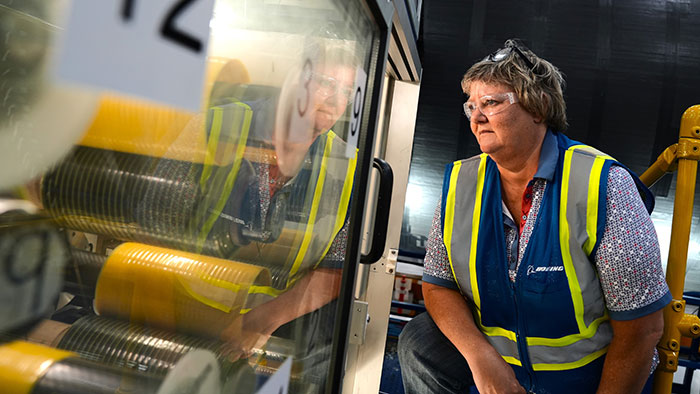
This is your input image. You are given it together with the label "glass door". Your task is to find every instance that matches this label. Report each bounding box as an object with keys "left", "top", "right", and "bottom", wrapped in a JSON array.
[{"left": 0, "top": 0, "right": 389, "bottom": 393}]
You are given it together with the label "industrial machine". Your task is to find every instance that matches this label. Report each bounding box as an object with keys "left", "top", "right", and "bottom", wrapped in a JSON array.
[{"left": 0, "top": 0, "right": 422, "bottom": 393}]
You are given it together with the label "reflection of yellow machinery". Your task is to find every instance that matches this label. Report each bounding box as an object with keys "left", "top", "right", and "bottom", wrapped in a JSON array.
[
  {"left": 0, "top": 340, "right": 163, "bottom": 394},
  {"left": 640, "top": 105, "right": 700, "bottom": 394}
]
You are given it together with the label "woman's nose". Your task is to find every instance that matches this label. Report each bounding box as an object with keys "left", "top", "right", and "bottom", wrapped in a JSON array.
[{"left": 470, "top": 107, "right": 487, "bottom": 123}]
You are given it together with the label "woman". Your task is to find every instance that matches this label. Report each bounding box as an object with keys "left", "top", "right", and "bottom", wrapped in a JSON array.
[{"left": 398, "top": 39, "right": 670, "bottom": 394}]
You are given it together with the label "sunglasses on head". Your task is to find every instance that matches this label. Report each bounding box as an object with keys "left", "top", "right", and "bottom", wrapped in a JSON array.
[{"left": 484, "top": 39, "right": 536, "bottom": 70}]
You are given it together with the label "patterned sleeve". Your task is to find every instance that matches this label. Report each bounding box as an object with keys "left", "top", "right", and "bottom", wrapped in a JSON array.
[
  {"left": 594, "top": 165, "right": 671, "bottom": 320},
  {"left": 423, "top": 198, "right": 459, "bottom": 290},
  {"left": 317, "top": 217, "right": 349, "bottom": 269}
]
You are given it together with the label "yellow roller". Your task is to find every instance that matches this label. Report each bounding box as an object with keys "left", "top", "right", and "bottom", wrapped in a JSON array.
[
  {"left": 77, "top": 58, "right": 251, "bottom": 163},
  {"left": 94, "top": 242, "right": 270, "bottom": 339},
  {"left": 0, "top": 341, "right": 75, "bottom": 394}
]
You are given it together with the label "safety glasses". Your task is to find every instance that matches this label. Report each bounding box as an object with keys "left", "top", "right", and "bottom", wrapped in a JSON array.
[
  {"left": 463, "top": 92, "right": 518, "bottom": 120},
  {"left": 314, "top": 73, "right": 354, "bottom": 101}
]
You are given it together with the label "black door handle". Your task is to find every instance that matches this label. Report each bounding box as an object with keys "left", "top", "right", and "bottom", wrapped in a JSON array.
[{"left": 360, "top": 158, "right": 393, "bottom": 264}]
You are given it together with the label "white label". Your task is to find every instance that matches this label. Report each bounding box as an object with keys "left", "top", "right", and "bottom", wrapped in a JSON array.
[
  {"left": 346, "top": 67, "right": 368, "bottom": 158},
  {"left": 0, "top": 228, "right": 66, "bottom": 331},
  {"left": 157, "top": 349, "right": 221, "bottom": 394},
  {"left": 56, "top": 0, "right": 215, "bottom": 112},
  {"left": 288, "top": 46, "right": 320, "bottom": 144},
  {"left": 256, "top": 357, "right": 292, "bottom": 394}
]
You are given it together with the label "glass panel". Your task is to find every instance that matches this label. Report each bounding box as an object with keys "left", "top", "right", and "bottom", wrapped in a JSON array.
[{"left": 0, "top": 0, "right": 378, "bottom": 393}]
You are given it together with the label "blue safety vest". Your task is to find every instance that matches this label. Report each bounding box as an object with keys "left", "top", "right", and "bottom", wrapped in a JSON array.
[
  {"left": 441, "top": 132, "right": 653, "bottom": 393},
  {"left": 232, "top": 130, "right": 356, "bottom": 311}
]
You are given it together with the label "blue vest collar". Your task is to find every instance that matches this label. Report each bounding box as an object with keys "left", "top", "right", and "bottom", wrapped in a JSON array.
[{"left": 533, "top": 130, "right": 559, "bottom": 181}]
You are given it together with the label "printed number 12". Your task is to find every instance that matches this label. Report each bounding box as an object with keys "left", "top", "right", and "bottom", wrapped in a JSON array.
[{"left": 121, "top": 0, "right": 203, "bottom": 53}]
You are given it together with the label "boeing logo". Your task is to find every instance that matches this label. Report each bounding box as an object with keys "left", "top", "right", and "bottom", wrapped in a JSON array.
[{"left": 527, "top": 265, "right": 564, "bottom": 276}]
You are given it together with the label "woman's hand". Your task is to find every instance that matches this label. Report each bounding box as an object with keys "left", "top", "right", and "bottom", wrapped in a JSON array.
[
  {"left": 218, "top": 269, "right": 343, "bottom": 362},
  {"left": 469, "top": 347, "right": 526, "bottom": 394},
  {"left": 219, "top": 329, "right": 271, "bottom": 362},
  {"left": 219, "top": 310, "right": 278, "bottom": 362},
  {"left": 423, "top": 283, "right": 526, "bottom": 393}
]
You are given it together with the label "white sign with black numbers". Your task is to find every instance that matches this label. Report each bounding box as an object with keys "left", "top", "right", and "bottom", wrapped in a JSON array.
[
  {"left": 346, "top": 67, "right": 367, "bottom": 159},
  {"left": 288, "top": 44, "right": 321, "bottom": 144},
  {"left": 56, "top": 0, "right": 215, "bottom": 112}
]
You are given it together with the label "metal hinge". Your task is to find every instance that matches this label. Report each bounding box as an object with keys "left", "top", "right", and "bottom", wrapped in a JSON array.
[{"left": 348, "top": 300, "right": 370, "bottom": 345}]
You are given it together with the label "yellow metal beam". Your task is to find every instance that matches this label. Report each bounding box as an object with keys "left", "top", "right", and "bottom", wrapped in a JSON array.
[{"left": 640, "top": 144, "right": 677, "bottom": 187}]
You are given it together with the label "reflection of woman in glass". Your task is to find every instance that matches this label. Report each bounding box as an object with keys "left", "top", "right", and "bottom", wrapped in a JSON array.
[
  {"left": 199, "top": 47, "right": 359, "bottom": 257},
  {"left": 313, "top": 62, "right": 356, "bottom": 134},
  {"left": 220, "top": 48, "right": 360, "bottom": 380},
  {"left": 273, "top": 47, "right": 358, "bottom": 178}
]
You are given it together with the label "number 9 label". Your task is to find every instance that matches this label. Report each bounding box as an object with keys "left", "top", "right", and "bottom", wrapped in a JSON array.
[
  {"left": 346, "top": 67, "right": 367, "bottom": 159},
  {"left": 0, "top": 218, "right": 68, "bottom": 331}
]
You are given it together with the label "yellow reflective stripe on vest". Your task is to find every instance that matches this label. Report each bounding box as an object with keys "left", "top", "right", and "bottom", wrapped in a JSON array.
[
  {"left": 560, "top": 148, "right": 588, "bottom": 334},
  {"left": 239, "top": 287, "right": 286, "bottom": 314},
  {"left": 241, "top": 266, "right": 307, "bottom": 314},
  {"left": 566, "top": 144, "right": 614, "bottom": 160},
  {"left": 560, "top": 145, "right": 612, "bottom": 340},
  {"left": 445, "top": 154, "right": 489, "bottom": 300},
  {"left": 197, "top": 102, "right": 252, "bottom": 249},
  {"left": 526, "top": 315, "right": 608, "bottom": 347},
  {"left": 469, "top": 154, "right": 488, "bottom": 311},
  {"left": 200, "top": 106, "right": 223, "bottom": 190},
  {"left": 177, "top": 277, "right": 234, "bottom": 313},
  {"left": 287, "top": 132, "right": 335, "bottom": 285},
  {"left": 567, "top": 144, "right": 613, "bottom": 256},
  {"left": 444, "top": 161, "right": 461, "bottom": 293},
  {"left": 532, "top": 346, "right": 608, "bottom": 371},
  {"left": 175, "top": 266, "right": 250, "bottom": 313},
  {"left": 446, "top": 154, "right": 521, "bottom": 346},
  {"left": 583, "top": 156, "right": 606, "bottom": 255},
  {"left": 475, "top": 323, "right": 520, "bottom": 364},
  {"left": 314, "top": 145, "right": 356, "bottom": 270},
  {"left": 479, "top": 322, "right": 518, "bottom": 342},
  {"left": 248, "top": 285, "right": 285, "bottom": 297},
  {"left": 176, "top": 265, "right": 275, "bottom": 314},
  {"left": 472, "top": 155, "right": 519, "bottom": 342}
]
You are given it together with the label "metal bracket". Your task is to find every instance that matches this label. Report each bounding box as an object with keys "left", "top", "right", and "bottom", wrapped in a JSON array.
[
  {"left": 676, "top": 138, "right": 700, "bottom": 160},
  {"left": 369, "top": 248, "right": 398, "bottom": 275},
  {"left": 348, "top": 300, "right": 370, "bottom": 345},
  {"left": 385, "top": 248, "right": 397, "bottom": 274}
]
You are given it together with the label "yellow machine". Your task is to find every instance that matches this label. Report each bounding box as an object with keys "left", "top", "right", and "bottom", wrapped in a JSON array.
[{"left": 0, "top": 0, "right": 391, "bottom": 392}]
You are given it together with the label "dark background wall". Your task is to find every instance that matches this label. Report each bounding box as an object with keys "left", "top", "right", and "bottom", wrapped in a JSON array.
[{"left": 400, "top": 0, "right": 700, "bottom": 256}]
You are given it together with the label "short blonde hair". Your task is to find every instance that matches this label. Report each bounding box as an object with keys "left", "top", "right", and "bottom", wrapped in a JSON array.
[{"left": 461, "top": 40, "right": 568, "bottom": 132}]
